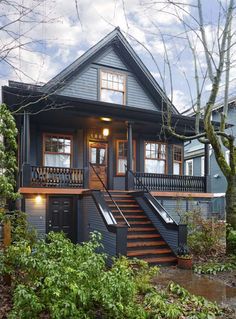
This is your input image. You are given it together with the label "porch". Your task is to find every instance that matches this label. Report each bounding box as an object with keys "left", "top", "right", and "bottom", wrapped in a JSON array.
[{"left": 23, "top": 164, "right": 207, "bottom": 193}]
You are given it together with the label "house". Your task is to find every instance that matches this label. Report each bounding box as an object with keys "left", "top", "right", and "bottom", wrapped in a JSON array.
[
  {"left": 2, "top": 28, "right": 213, "bottom": 265},
  {"left": 183, "top": 98, "right": 236, "bottom": 218}
]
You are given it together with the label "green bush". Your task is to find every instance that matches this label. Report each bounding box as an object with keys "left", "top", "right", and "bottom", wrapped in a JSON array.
[
  {"left": 194, "top": 261, "right": 236, "bottom": 275},
  {"left": 6, "top": 232, "right": 155, "bottom": 319},
  {"left": 186, "top": 210, "right": 225, "bottom": 256},
  {"left": 227, "top": 227, "right": 236, "bottom": 254},
  {"left": 0, "top": 210, "right": 37, "bottom": 245}
]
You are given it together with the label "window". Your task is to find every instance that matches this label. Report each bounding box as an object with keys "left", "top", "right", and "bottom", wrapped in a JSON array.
[
  {"left": 185, "top": 159, "right": 193, "bottom": 176},
  {"left": 44, "top": 134, "right": 72, "bottom": 168},
  {"left": 201, "top": 156, "right": 205, "bottom": 176},
  {"left": 225, "top": 150, "right": 230, "bottom": 165},
  {"left": 173, "top": 145, "right": 182, "bottom": 175},
  {"left": 116, "top": 140, "right": 136, "bottom": 175},
  {"left": 144, "top": 142, "right": 167, "bottom": 174},
  {"left": 100, "top": 70, "right": 125, "bottom": 104}
]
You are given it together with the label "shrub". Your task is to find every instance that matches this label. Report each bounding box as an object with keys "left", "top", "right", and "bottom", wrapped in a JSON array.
[
  {"left": 185, "top": 209, "right": 225, "bottom": 256},
  {"left": 6, "top": 232, "right": 156, "bottom": 319},
  {"left": 227, "top": 227, "right": 236, "bottom": 254},
  {"left": 0, "top": 210, "right": 37, "bottom": 245}
]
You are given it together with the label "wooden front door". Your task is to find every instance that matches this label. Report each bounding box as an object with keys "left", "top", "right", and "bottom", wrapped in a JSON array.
[
  {"left": 48, "top": 197, "right": 75, "bottom": 241},
  {"left": 89, "top": 141, "right": 108, "bottom": 189}
]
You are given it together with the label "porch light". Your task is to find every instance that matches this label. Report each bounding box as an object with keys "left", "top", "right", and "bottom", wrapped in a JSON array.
[
  {"left": 100, "top": 117, "right": 112, "bottom": 122},
  {"left": 103, "top": 128, "right": 110, "bottom": 137},
  {"left": 35, "top": 195, "right": 42, "bottom": 204}
]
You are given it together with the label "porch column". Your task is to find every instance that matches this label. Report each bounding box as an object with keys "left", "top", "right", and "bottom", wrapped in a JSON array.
[
  {"left": 22, "top": 111, "right": 31, "bottom": 187},
  {"left": 204, "top": 143, "right": 211, "bottom": 193},
  {"left": 125, "top": 122, "right": 134, "bottom": 190}
]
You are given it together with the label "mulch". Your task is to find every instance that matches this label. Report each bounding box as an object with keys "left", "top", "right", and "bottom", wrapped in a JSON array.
[{"left": 0, "top": 277, "right": 12, "bottom": 319}]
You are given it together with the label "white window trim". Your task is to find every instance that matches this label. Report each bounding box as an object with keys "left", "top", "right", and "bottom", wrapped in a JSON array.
[
  {"left": 201, "top": 156, "right": 205, "bottom": 176},
  {"left": 185, "top": 159, "right": 193, "bottom": 176},
  {"left": 225, "top": 150, "right": 230, "bottom": 165}
]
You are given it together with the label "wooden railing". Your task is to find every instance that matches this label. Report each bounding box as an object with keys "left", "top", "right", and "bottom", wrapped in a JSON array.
[
  {"left": 133, "top": 172, "right": 206, "bottom": 193},
  {"left": 31, "top": 166, "right": 84, "bottom": 188}
]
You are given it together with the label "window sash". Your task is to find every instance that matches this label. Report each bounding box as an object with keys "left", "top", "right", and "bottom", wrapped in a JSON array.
[
  {"left": 173, "top": 145, "right": 182, "bottom": 175},
  {"left": 185, "top": 160, "right": 193, "bottom": 176},
  {"left": 44, "top": 134, "right": 72, "bottom": 168},
  {"left": 144, "top": 142, "right": 167, "bottom": 174},
  {"left": 100, "top": 70, "right": 126, "bottom": 104},
  {"left": 116, "top": 140, "right": 136, "bottom": 175}
]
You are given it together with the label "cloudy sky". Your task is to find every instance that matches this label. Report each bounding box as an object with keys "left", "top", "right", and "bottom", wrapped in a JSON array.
[{"left": 1, "top": 0, "right": 235, "bottom": 112}]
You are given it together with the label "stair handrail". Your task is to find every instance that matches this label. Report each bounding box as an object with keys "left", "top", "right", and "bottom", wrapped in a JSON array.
[
  {"left": 126, "top": 167, "right": 176, "bottom": 224},
  {"left": 89, "top": 162, "right": 130, "bottom": 227}
]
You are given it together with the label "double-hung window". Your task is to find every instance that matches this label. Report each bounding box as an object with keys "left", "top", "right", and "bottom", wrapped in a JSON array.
[
  {"left": 44, "top": 134, "right": 72, "bottom": 168},
  {"left": 185, "top": 159, "right": 193, "bottom": 176},
  {"left": 100, "top": 70, "right": 125, "bottom": 104},
  {"left": 144, "top": 142, "right": 167, "bottom": 174},
  {"left": 116, "top": 140, "right": 136, "bottom": 175},
  {"left": 173, "top": 145, "right": 183, "bottom": 175}
]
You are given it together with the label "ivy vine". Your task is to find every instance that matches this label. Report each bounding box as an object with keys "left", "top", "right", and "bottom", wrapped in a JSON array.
[{"left": 0, "top": 103, "right": 18, "bottom": 206}]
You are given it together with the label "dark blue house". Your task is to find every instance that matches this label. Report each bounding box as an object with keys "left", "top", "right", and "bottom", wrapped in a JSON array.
[{"left": 2, "top": 28, "right": 212, "bottom": 265}]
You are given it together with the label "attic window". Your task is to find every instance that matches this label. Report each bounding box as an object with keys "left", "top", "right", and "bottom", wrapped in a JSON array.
[{"left": 100, "top": 70, "right": 125, "bottom": 104}]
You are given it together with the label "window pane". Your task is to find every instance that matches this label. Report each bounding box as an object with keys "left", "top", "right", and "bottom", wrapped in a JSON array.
[
  {"left": 145, "top": 159, "right": 165, "bottom": 174},
  {"left": 45, "top": 154, "right": 70, "bottom": 168},
  {"left": 91, "top": 148, "right": 97, "bottom": 164},
  {"left": 118, "top": 158, "right": 127, "bottom": 174},
  {"left": 99, "top": 148, "right": 106, "bottom": 164},
  {"left": 173, "top": 162, "right": 181, "bottom": 175},
  {"left": 101, "top": 89, "right": 123, "bottom": 104},
  {"left": 64, "top": 139, "right": 71, "bottom": 153},
  {"left": 159, "top": 144, "right": 166, "bottom": 159},
  {"left": 101, "top": 72, "right": 107, "bottom": 80},
  {"left": 57, "top": 138, "right": 64, "bottom": 153}
]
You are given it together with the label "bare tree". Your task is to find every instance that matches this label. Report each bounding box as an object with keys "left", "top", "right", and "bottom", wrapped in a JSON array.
[{"left": 116, "top": 1, "right": 236, "bottom": 234}]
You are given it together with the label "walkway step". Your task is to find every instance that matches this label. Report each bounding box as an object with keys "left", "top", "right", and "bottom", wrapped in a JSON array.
[{"left": 143, "top": 256, "right": 177, "bottom": 264}]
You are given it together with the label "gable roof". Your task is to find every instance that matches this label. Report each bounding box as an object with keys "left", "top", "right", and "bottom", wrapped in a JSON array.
[{"left": 42, "top": 27, "right": 179, "bottom": 114}]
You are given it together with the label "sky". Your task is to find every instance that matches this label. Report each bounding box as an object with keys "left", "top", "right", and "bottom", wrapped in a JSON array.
[{"left": 1, "top": 0, "right": 235, "bottom": 112}]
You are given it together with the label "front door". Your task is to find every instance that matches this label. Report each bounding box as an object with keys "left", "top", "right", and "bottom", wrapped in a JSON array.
[
  {"left": 48, "top": 197, "right": 75, "bottom": 241},
  {"left": 89, "top": 141, "right": 108, "bottom": 189}
]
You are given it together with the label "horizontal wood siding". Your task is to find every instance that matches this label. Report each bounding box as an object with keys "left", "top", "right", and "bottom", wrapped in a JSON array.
[
  {"left": 82, "top": 195, "right": 116, "bottom": 260},
  {"left": 58, "top": 67, "right": 98, "bottom": 100},
  {"left": 135, "top": 196, "right": 179, "bottom": 253},
  {"left": 127, "top": 74, "right": 157, "bottom": 111},
  {"left": 25, "top": 197, "right": 46, "bottom": 238},
  {"left": 96, "top": 48, "right": 128, "bottom": 70}
]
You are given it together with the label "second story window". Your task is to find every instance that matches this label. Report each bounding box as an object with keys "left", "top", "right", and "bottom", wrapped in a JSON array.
[
  {"left": 100, "top": 70, "right": 125, "bottom": 104},
  {"left": 44, "top": 134, "right": 72, "bottom": 168}
]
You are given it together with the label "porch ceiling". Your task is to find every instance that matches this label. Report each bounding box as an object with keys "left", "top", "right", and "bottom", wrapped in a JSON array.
[{"left": 2, "top": 85, "right": 219, "bottom": 136}]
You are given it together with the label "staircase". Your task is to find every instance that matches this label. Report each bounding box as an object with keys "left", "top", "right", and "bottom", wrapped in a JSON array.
[{"left": 104, "top": 191, "right": 177, "bottom": 266}]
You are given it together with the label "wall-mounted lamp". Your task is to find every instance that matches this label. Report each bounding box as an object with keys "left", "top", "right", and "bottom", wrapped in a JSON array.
[
  {"left": 35, "top": 195, "right": 42, "bottom": 204},
  {"left": 103, "top": 128, "right": 110, "bottom": 137}
]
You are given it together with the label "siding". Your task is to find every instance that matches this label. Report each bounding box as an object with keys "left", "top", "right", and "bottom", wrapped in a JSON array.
[
  {"left": 25, "top": 197, "right": 46, "bottom": 237},
  {"left": 127, "top": 74, "right": 157, "bottom": 111},
  {"left": 82, "top": 195, "right": 116, "bottom": 261},
  {"left": 58, "top": 67, "right": 98, "bottom": 100},
  {"left": 96, "top": 48, "right": 128, "bottom": 70}
]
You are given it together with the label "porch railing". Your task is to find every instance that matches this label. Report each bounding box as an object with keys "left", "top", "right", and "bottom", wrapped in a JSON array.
[
  {"left": 133, "top": 172, "right": 206, "bottom": 193},
  {"left": 31, "top": 166, "right": 84, "bottom": 188}
]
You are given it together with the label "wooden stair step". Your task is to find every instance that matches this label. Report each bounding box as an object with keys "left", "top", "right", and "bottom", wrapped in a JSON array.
[
  {"left": 108, "top": 204, "right": 139, "bottom": 208},
  {"left": 128, "top": 233, "right": 161, "bottom": 239},
  {"left": 128, "top": 221, "right": 152, "bottom": 225},
  {"left": 105, "top": 199, "right": 136, "bottom": 203},
  {"left": 115, "top": 215, "right": 148, "bottom": 219},
  {"left": 142, "top": 256, "right": 177, "bottom": 264},
  {"left": 128, "top": 227, "right": 156, "bottom": 232},
  {"left": 127, "top": 241, "right": 166, "bottom": 248},
  {"left": 127, "top": 248, "right": 171, "bottom": 257},
  {"left": 112, "top": 209, "right": 144, "bottom": 213},
  {"left": 104, "top": 194, "right": 132, "bottom": 198}
]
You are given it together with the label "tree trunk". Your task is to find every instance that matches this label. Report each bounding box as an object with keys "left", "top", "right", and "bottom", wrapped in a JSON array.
[{"left": 226, "top": 175, "right": 236, "bottom": 229}]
